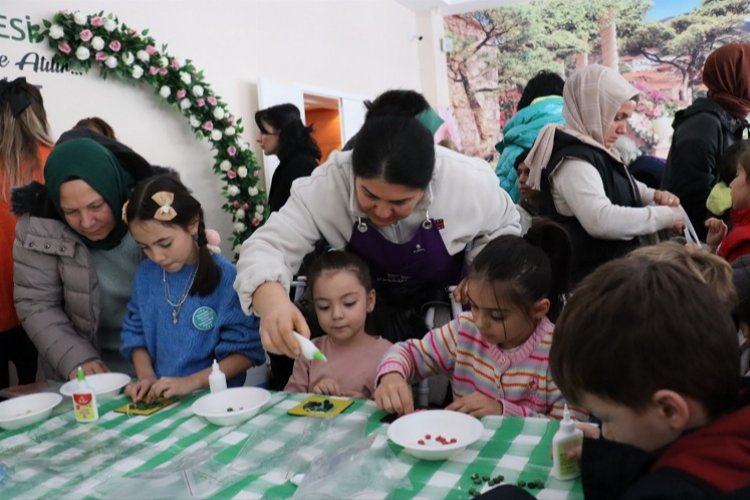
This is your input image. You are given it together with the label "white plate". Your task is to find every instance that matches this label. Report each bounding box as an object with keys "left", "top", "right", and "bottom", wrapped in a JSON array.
[
  {"left": 60, "top": 372, "right": 131, "bottom": 401},
  {"left": 0, "top": 392, "right": 63, "bottom": 430},
  {"left": 387, "top": 410, "right": 484, "bottom": 461},
  {"left": 192, "top": 387, "right": 271, "bottom": 426}
]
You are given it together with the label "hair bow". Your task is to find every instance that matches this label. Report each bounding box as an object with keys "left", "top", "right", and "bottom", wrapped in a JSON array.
[
  {"left": 121, "top": 200, "right": 130, "bottom": 224},
  {"left": 0, "top": 77, "right": 32, "bottom": 117},
  {"left": 152, "top": 191, "right": 177, "bottom": 221}
]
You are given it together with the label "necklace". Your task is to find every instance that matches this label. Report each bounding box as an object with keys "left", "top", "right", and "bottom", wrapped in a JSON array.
[{"left": 163, "top": 264, "right": 199, "bottom": 324}]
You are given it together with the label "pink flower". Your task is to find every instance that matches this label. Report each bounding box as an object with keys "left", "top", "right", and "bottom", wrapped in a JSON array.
[
  {"left": 95, "top": 51, "right": 107, "bottom": 61},
  {"left": 170, "top": 58, "right": 181, "bottom": 70},
  {"left": 227, "top": 146, "right": 237, "bottom": 157},
  {"left": 202, "top": 121, "right": 214, "bottom": 131},
  {"left": 176, "top": 89, "right": 186, "bottom": 99},
  {"left": 79, "top": 29, "right": 93, "bottom": 42},
  {"left": 159, "top": 67, "right": 167, "bottom": 76},
  {"left": 232, "top": 201, "right": 241, "bottom": 208},
  {"left": 58, "top": 41, "right": 72, "bottom": 54},
  {"left": 127, "top": 28, "right": 137, "bottom": 36},
  {"left": 108, "top": 40, "right": 121, "bottom": 52},
  {"left": 205, "top": 229, "right": 221, "bottom": 246},
  {"left": 90, "top": 16, "right": 104, "bottom": 27},
  {"left": 241, "top": 203, "right": 249, "bottom": 210},
  {"left": 227, "top": 115, "right": 236, "bottom": 125},
  {"left": 148, "top": 66, "right": 159, "bottom": 75},
  {"left": 251, "top": 217, "right": 261, "bottom": 227},
  {"left": 207, "top": 96, "right": 217, "bottom": 106},
  {"left": 227, "top": 169, "right": 237, "bottom": 179},
  {"left": 196, "top": 98, "right": 205, "bottom": 107},
  {"left": 145, "top": 45, "right": 156, "bottom": 55}
]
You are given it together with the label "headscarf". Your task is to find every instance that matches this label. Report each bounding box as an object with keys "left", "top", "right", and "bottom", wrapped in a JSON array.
[
  {"left": 702, "top": 43, "right": 750, "bottom": 120},
  {"left": 44, "top": 138, "right": 134, "bottom": 250},
  {"left": 525, "top": 64, "right": 638, "bottom": 190}
]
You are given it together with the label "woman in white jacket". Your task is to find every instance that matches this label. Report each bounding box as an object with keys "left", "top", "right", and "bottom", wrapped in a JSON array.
[{"left": 235, "top": 115, "right": 520, "bottom": 360}]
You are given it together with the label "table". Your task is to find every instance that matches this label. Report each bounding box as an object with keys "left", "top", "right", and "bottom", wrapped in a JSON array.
[{"left": 0, "top": 391, "right": 583, "bottom": 499}]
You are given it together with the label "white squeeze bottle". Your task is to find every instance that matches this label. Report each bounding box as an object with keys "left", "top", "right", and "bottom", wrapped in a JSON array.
[
  {"left": 72, "top": 366, "right": 99, "bottom": 422},
  {"left": 208, "top": 359, "right": 227, "bottom": 393},
  {"left": 552, "top": 404, "right": 583, "bottom": 480}
]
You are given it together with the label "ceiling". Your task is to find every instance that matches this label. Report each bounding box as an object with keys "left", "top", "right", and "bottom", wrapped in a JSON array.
[{"left": 395, "top": 0, "right": 530, "bottom": 16}]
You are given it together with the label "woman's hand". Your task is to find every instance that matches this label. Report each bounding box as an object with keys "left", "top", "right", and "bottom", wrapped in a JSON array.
[
  {"left": 705, "top": 217, "right": 728, "bottom": 250},
  {"left": 146, "top": 376, "right": 199, "bottom": 401},
  {"left": 374, "top": 373, "right": 414, "bottom": 416},
  {"left": 446, "top": 392, "right": 503, "bottom": 417},
  {"left": 125, "top": 376, "right": 156, "bottom": 402},
  {"left": 70, "top": 360, "right": 110, "bottom": 379},
  {"left": 253, "top": 282, "right": 311, "bottom": 358},
  {"left": 653, "top": 190, "right": 680, "bottom": 207},
  {"left": 313, "top": 378, "right": 342, "bottom": 396}
]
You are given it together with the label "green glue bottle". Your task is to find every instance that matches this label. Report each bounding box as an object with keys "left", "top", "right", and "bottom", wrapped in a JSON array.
[
  {"left": 72, "top": 366, "right": 99, "bottom": 423},
  {"left": 551, "top": 404, "right": 583, "bottom": 480}
]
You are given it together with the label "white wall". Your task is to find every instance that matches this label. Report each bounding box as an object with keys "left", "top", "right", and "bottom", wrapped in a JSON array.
[{"left": 2, "top": 0, "right": 423, "bottom": 254}]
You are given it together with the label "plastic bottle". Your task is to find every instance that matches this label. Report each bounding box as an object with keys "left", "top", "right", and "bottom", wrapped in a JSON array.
[
  {"left": 551, "top": 404, "right": 583, "bottom": 480},
  {"left": 72, "top": 366, "right": 99, "bottom": 422},
  {"left": 208, "top": 359, "right": 227, "bottom": 393}
]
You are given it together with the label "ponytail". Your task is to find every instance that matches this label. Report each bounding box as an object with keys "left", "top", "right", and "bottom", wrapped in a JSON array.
[{"left": 523, "top": 219, "right": 571, "bottom": 321}]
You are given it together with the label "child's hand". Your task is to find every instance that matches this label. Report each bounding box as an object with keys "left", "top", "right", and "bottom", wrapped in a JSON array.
[
  {"left": 146, "top": 376, "right": 198, "bottom": 401},
  {"left": 312, "top": 378, "right": 341, "bottom": 396},
  {"left": 446, "top": 392, "right": 503, "bottom": 417},
  {"left": 374, "top": 372, "right": 414, "bottom": 415},
  {"left": 452, "top": 278, "right": 468, "bottom": 304},
  {"left": 125, "top": 376, "right": 157, "bottom": 402},
  {"left": 705, "top": 217, "right": 728, "bottom": 250},
  {"left": 560, "top": 422, "right": 601, "bottom": 461}
]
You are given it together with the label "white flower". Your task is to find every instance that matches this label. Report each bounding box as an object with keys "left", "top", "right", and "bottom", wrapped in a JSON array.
[
  {"left": 240, "top": 142, "right": 250, "bottom": 151},
  {"left": 73, "top": 12, "right": 87, "bottom": 25},
  {"left": 237, "top": 166, "right": 248, "bottom": 178},
  {"left": 235, "top": 208, "right": 246, "bottom": 220},
  {"left": 105, "top": 56, "right": 118, "bottom": 69},
  {"left": 192, "top": 85, "right": 204, "bottom": 97},
  {"left": 180, "top": 98, "right": 191, "bottom": 110},
  {"left": 211, "top": 130, "right": 223, "bottom": 141},
  {"left": 49, "top": 24, "right": 65, "bottom": 39},
  {"left": 220, "top": 160, "right": 232, "bottom": 171},
  {"left": 159, "top": 56, "right": 168, "bottom": 68},
  {"left": 91, "top": 36, "right": 105, "bottom": 51},
  {"left": 159, "top": 85, "right": 171, "bottom": 98},
  {"left": 180, "top": 72, "right": 191, "bottom": 85},
  {"left": 75, "top": 46, "right": 91, "bottom": 60},
  {"left": 247, "top": 186, "right": 259, "bottom": 197},
  {"left": 104, "top": 19, "right": 117, "bottom": 32},
  {"left": 227, "top": 185, "right": 240, "bottom": 196},
  {"left": 233, "top": 244, "right": 242, "bottom": 255},
  {"left": 233, "top": 222, "right": 246, "bottom": 233},
  {"left": 131, "top": 65, "right": 144, "bottom": 79},
  {"left": 121, "top": 52, "right": 134, "bottom": 66},
  {"left": 225, "top": 126, "right": 236, "bottom": 137},
  {"left": 136, "top": 50, "right": 149, "bottom": 62},
  {"left": 189, "top": 116, "right": 200, "bottom": 128},
  {"left": 212, "top": 107, "right": 225, "bottom": 120}
]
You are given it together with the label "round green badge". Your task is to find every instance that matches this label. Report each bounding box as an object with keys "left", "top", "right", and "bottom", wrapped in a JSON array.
[{"left": 192, "top": 306, "right": 217, "bottom": 331}]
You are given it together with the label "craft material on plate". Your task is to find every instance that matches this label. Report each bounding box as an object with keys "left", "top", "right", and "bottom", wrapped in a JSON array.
[{"left": 287, "top": 395, "right": 353, "bottom": 418}]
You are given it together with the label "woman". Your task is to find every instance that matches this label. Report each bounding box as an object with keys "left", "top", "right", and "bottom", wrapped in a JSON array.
[
  {"left": 0, "top": 77, "right": 52, "bottom": 388},
  {"left": 13, "top": 134, "right": 156, "bottom": 381},
  {"left": 255, "top": 104, "right": 320, "bottom": 212},
  {"left": 525, "top": 64, "right": 683, "bottom": 283},
  {"left": 235, "top": 114, "right": 520, "bottom": 359},
  {"left": 662, "top": 43, "right": 750, "bottom": 240}
]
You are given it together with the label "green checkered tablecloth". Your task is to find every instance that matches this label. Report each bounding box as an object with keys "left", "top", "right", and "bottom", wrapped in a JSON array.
[{"left": 0, "top": 391, "right": 583, "bottom": 499}]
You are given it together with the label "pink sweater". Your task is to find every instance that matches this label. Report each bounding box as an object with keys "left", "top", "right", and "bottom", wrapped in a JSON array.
[{"left": 377, "top": 313, "right": 585, "bottom": 420}]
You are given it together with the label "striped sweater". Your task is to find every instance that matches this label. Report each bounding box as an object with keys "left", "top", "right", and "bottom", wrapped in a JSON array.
[{"left": 377, "top": 313, "right": 585, "bottom": 420}]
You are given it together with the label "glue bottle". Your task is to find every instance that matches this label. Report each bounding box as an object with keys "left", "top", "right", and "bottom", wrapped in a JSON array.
[
  {"left": 208, "top": 359, "right": 227, "bottom": 393},
  {"left": 551, "top": 404, "right": 583, "bottom": 480},
  {"left": 72, "top": 366, "right": 99, "bottom": 422}
]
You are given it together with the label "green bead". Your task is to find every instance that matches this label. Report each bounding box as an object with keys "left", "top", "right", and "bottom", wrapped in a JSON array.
[
  {"left": 482, "top": 475, "right": 490, "bottom": 482},
  {"left": 471, "top": 473, "right": 479, "bottom": 480},
  {"left": 468, "top": 487, "right": 477, "bottom": 495},
  {"left": 494, "top": 475, "right": 504, "bottom": 482},
  {"left": 517, "top": 480, "right": 526, "bottom": 487}
]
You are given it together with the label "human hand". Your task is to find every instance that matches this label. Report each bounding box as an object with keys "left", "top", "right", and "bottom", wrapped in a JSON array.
[
  {"left": 374, "top": 372, "right": 414, "bottom": 415},
  {"left": 653, "top": 190, "right": 680, "bottom": 207},
  {"left": 705, "top": 217, "right": 728, "bottom": 250},
  {"left": 313, "top": 378, "right": 342, "bottom": 396},
  {"left": 255, "top": 283, "right": 310, "bottom": 358},
  {"left": 452, "top": 278, "right": 468, "bottom": 305},
  {"left": 669, "top": 206, "right": 686, "bottom": 234},
  {"left": 446, "top": 391, "right": 503, "bottom": 417},
  {"left": 70, "top": 359, "right": 110, "bottom": 379},
  {"left": 561, "top": 422, "right": 601, "bottom": 461},
  {"left": 146, "top": 376, "right": 199, "bottom": 401},
  {"left": 125, "top": 376, "right": 156, "bottom": 402}
]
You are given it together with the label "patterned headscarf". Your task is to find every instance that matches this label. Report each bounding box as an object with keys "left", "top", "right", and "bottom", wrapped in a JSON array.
[{"left": 703, "top": 43, "right": 750, "bottom": 120}]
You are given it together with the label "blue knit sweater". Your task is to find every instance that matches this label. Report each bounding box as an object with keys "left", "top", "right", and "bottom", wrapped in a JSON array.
[
  {"left": 120, "top": 253, "right": 264, "bottom": 386},
  {"left": 495, "top": 95, "right": 565, "bottom": 202}
]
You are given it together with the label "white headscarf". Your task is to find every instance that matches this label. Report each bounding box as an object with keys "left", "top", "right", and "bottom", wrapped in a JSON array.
[{"left": 525, "top": 64, "right": 639, "bottom": 189}]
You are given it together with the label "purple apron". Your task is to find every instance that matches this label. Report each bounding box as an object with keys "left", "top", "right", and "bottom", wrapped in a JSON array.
[{"left": 347, "top": 215, "right": 466, "bottom": 290}]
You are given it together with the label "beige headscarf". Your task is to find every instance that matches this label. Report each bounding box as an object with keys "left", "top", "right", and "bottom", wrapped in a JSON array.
[{"left": 526, "top": 64, "right": 639, "bottom": 190}]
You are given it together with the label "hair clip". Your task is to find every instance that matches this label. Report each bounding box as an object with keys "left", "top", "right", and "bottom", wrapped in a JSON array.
[
  {"left": 152, "top": 191, "right": 177, "bottom": 221},
  {"left": 121, "top": 200, "right": 130, "bottom": 224}
]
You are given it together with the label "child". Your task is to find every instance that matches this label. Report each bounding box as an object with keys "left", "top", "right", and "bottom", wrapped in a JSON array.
[
  {"left": 284, "top": 251, "right": 392, "bottom": 398},
  {"left": 707, "top": 140, "right": 750, "bottom": 221},
  {"left": 549, "top": 256, "right": 750, "bottom": 498},
  {"left": 120, "top": 174, "right": 264, "bottom": 401},
  {"left": 374, "top": 222, "right": 586, "bottom": 419},
  {"left": 706, "top": 142, "right": 750, "bottom": 262}
]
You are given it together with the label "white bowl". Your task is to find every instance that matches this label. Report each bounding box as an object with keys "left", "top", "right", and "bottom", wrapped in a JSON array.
[
  {"left": 60, "top": 372, "right": 131, "bottom": 402},
  {"left": 192, "top": 387, "right": 271, "bottom": 426},
  {"left": 387, "top": 410, "right": 484, "bottom": 461},
  {"left": 0, "top": 392, "right": 63, "bottom": 430}
]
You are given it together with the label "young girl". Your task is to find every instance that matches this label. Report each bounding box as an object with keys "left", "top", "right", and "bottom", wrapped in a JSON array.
[
  {"left": 374, "top": 222, "right": 586, "bottom": 419},
  {"left": 121, "top": 174, "right": 265, "bottom": 401},
  {"left": 284, "top": 251, "right": 392, "bottom": 398}
]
